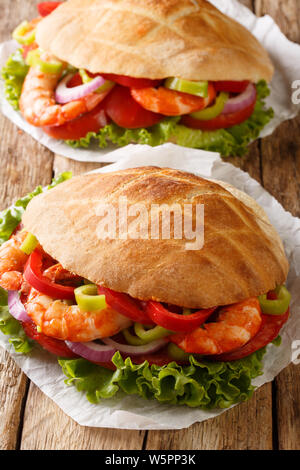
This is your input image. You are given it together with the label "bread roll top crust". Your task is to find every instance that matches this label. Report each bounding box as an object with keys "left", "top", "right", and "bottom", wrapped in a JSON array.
[{"left": 36, "top": 0, "right": 274, "bottom": 82}]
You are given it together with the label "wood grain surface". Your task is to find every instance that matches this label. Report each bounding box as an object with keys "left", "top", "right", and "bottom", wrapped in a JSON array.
[{"left": 0, "top": 0, "right": 299, "bottom": 451}]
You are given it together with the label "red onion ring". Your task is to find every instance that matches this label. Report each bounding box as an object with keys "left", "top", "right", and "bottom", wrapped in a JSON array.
[
  {"left": 65, "top": 340, "right": 116, "bottom": 362},
  {"left": 222, "top": 83, "right": 257, "bottom": 115},
  {"left": 102, "top": 337, "right": 167, "bottom": 355},
  {"left": 7, "top": 290, "right": 31, "bottom": 323},
  {"left": 55, "top": 73, "right": 107, "bottom": 104}
]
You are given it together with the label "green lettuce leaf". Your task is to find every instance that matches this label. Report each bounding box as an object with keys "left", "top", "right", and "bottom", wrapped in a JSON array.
[
  {"left": 0, "top": 297, "right": 32, "bottom": 353},
  {"left": 0, "top": 50, "right": 274, "bottom": 156},
  {"left": 59, "top": 349, "right": 266, "bottom": 409},
  {"left": 0, "top": 172, "right": 72, "bottom": 352},
  {"left": 1, "top": 48, "right": 29, "bottom": 110}
]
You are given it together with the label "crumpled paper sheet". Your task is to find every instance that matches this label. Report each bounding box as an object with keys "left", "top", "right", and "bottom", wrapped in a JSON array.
[
  {"left": 0, "top": 0, "right": 300, "bottom": 162},
  {"left": 0, "top": 143, "right": 299, "bottom": 430}
]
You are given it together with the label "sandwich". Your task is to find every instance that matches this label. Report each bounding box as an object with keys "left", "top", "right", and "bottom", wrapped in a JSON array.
[
  {"left": 2, "top": 0, "right": 274, "bottom": 157},
  {"left": 0, "top": 168, "right": 291, "bottom": 409}
]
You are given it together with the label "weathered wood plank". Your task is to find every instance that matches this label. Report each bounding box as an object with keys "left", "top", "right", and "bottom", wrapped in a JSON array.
[
  {"left": 146, "top": 384, "right": 273, "bottom": 450},
  {"left": 20, "top": 383, "right": 146, "bottom": 450},
  {"left": 275, "top": 364, "right": 300, "bottom": 450},
  {"left": 0, "top": 0, "right": 55, "bottom": 450},
  {"left": 53, "top": 154, "right": 105, "bottom": 177},
  {"left": 254, "top": 0, "right": 300, "bottom": 451},
  {"left": 0, "top": 354, "right": 28, "bottom": 450}
]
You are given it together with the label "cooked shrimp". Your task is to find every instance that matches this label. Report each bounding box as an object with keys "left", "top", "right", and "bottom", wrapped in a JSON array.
[
  {"left": 25, "top": 288, "right": 132, "bottom": 342},
  {"left": 170, "top": 298, "right": 262, "bottom": 355},
  {"left": 0, "top": 231, "right": 29, "bottom": 290},
  {"left": 19, "top": 57, "right": 108, "bottom": 127},
  {"left": 43, "top": 263, "right": 81, "bottom": 285},
  {"left": 131, "top": 83, "right": 216, "bottom": 116}
]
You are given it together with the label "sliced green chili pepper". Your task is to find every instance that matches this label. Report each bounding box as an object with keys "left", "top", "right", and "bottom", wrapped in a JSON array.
[
  {"left": 122, "top": 328, "right": 148, "bottom": 346},
  {"left": 258, "top": 285, "right": 291, "bottom": 315},
  {"left": 26, "top": 49, "right": 63, "bottom": 74},
  {"left": 20, "top": 232, "right": 38, "bottom": 255},
  {"left": 79, "top": 69, "right": 115, "bottom": 93},
  {"left": 164, "top": 77, "right": 209, "bottom": 97},
  {"left": 13, "top": 21, "right": 36, "bottom": 45},
  {"left": 189, "top": 92, "right": 229, "bottom": 120},
  {"left": 74, "top": 284, "right": 107, "bottom": 312},
  {"left": 183, "top": 308, "right": 192, "bottom": 315},
  {"left": 167, "top": 343, "right": 190, "bottom": 361},
  {"left": 134, "top": 322, "right": 173, "bottom": 343}
]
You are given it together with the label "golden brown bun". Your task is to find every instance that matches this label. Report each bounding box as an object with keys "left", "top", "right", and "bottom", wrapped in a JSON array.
[
  {"left": 22, "top": 167, "right": 288, "bottom": 309},
  {"left": 36, "top": 0, "right": 274, "bottom": 82}
]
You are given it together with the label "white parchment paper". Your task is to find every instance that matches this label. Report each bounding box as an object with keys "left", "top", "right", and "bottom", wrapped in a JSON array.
[
  {"left": 0, "top": 143, "right": 299, "bottom": 430},
  {"left": 0, "top": 0, "right": 300, "bottom": 162}
]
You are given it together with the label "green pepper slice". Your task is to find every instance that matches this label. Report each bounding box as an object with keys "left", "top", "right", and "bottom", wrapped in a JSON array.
[
  {"left": 122, "top": 328, "right": 148, "bottom": 346},
  {"left": 13, "top": 21, "right": 36, "bottom": 46},
  {"left": 79, "top": 69, "right": 115, "bottom": 93},
  {"left": 189, "top": 92, "right": 229, "bottom": 120},
  {"left": 134, "top": 322, "right": 173, "bottom": 343},
  {"left": 74, "top": 284, "right": 107, "bottom": 312},
  {"left": 164, "top": 77, "right": 209, "bottom": 98},
  {"left": 167, "top": 343, "right": 190, "bottom": 361},
  {"left": 26, "top": 49, "right": 63, "bottom": 74},
  {"left": 20, "top": 232, "right": 38, "bottom": 255},
  {"left": 258, "top": 285, "right": 291, "bottom": 315}
]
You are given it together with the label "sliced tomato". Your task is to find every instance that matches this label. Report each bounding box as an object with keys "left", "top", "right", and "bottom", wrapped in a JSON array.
[
  {"left": 181, "top": 99, "right": 256, "bottom": 131},
  {"left": 98, "top": 286, "right": 153, "bottom": 325},
  {"left": 43, "top": 102, "right": 109, "bottom": 140},
  {"left": 146, "top": 301, "right": 216, "bottom": 333},
  {"left": 101, "top": 74, "right": 162, "bottom": 89},
  {"left": 37, "top": 2, "right": 62, "bottom": 16},
  {"left": 131, "top": 83, "right": 216, "bottom": 116},
  {"left": 66, "top": 72, "right": 83, "bottom": 88},
  {"left": 22, "top": 320, "right": 77, "bottom": 358},
  {"left": 24, "top": 250, "right": 75, "bottom": 300},
  {"left": 210, "top": 308, "right": 290, "bottom": 362},
  {"left": 103, "top": 85, "right": 163, "bottom": 128},
  {"left": 214, "top": 81, "right": 250, "bottom": 93}
]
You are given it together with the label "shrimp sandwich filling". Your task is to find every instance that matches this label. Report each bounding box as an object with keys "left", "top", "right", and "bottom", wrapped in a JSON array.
[
  {"left": 0, "top": 168, "right": 292, "bottom": 408},
  {"left": 2, "top": 0, "right": 274, "bottom": 156}
]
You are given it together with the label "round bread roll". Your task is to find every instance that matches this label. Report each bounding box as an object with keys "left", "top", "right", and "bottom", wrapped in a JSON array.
[
  {"left": 22, "top": 167, "right": 288, "bottom": 309},
  {"left": 36, "top": 0, "right": 274, "bottom": 82}
]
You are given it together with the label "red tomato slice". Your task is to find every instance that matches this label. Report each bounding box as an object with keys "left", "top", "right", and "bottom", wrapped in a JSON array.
[
  {"left": 210, "top": 308, "right": 290, "bottom": 362},
  {"left": 37, "top": 2, "right": 62, "bottom": 16},
  {"left": 98, "top": 287, "right": 153, "bottom": 325},
  {"left": 101, "top": 73, "right": 162, "bottom": 89},
  {"left": 22, "top": 320, "right": 77, "bottom": 358},
  {"left": 103, "top": 85, "right": 163, "bottom": 128},
  {"left": 131, "top": 83, "right": 216, "bottom": 116},
  {"left": 43, "top": 102, "right": 109, "bottom": 140},
  {"left": 181, "top": 99, "right": 256, "bottom": 131},
  {"left": 24, "top": 250, "right": 75, "bottom": 300},
  {"left": 214, "top": 81, "right": 250, "bottom": 93},
  {"left": 146, "top": 301, "right": 216, "bottom": 333}
]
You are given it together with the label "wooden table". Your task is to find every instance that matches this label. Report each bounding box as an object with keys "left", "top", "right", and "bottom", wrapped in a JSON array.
[{"left": 0, "top": 0, "right": 299, "bottom": 451}]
